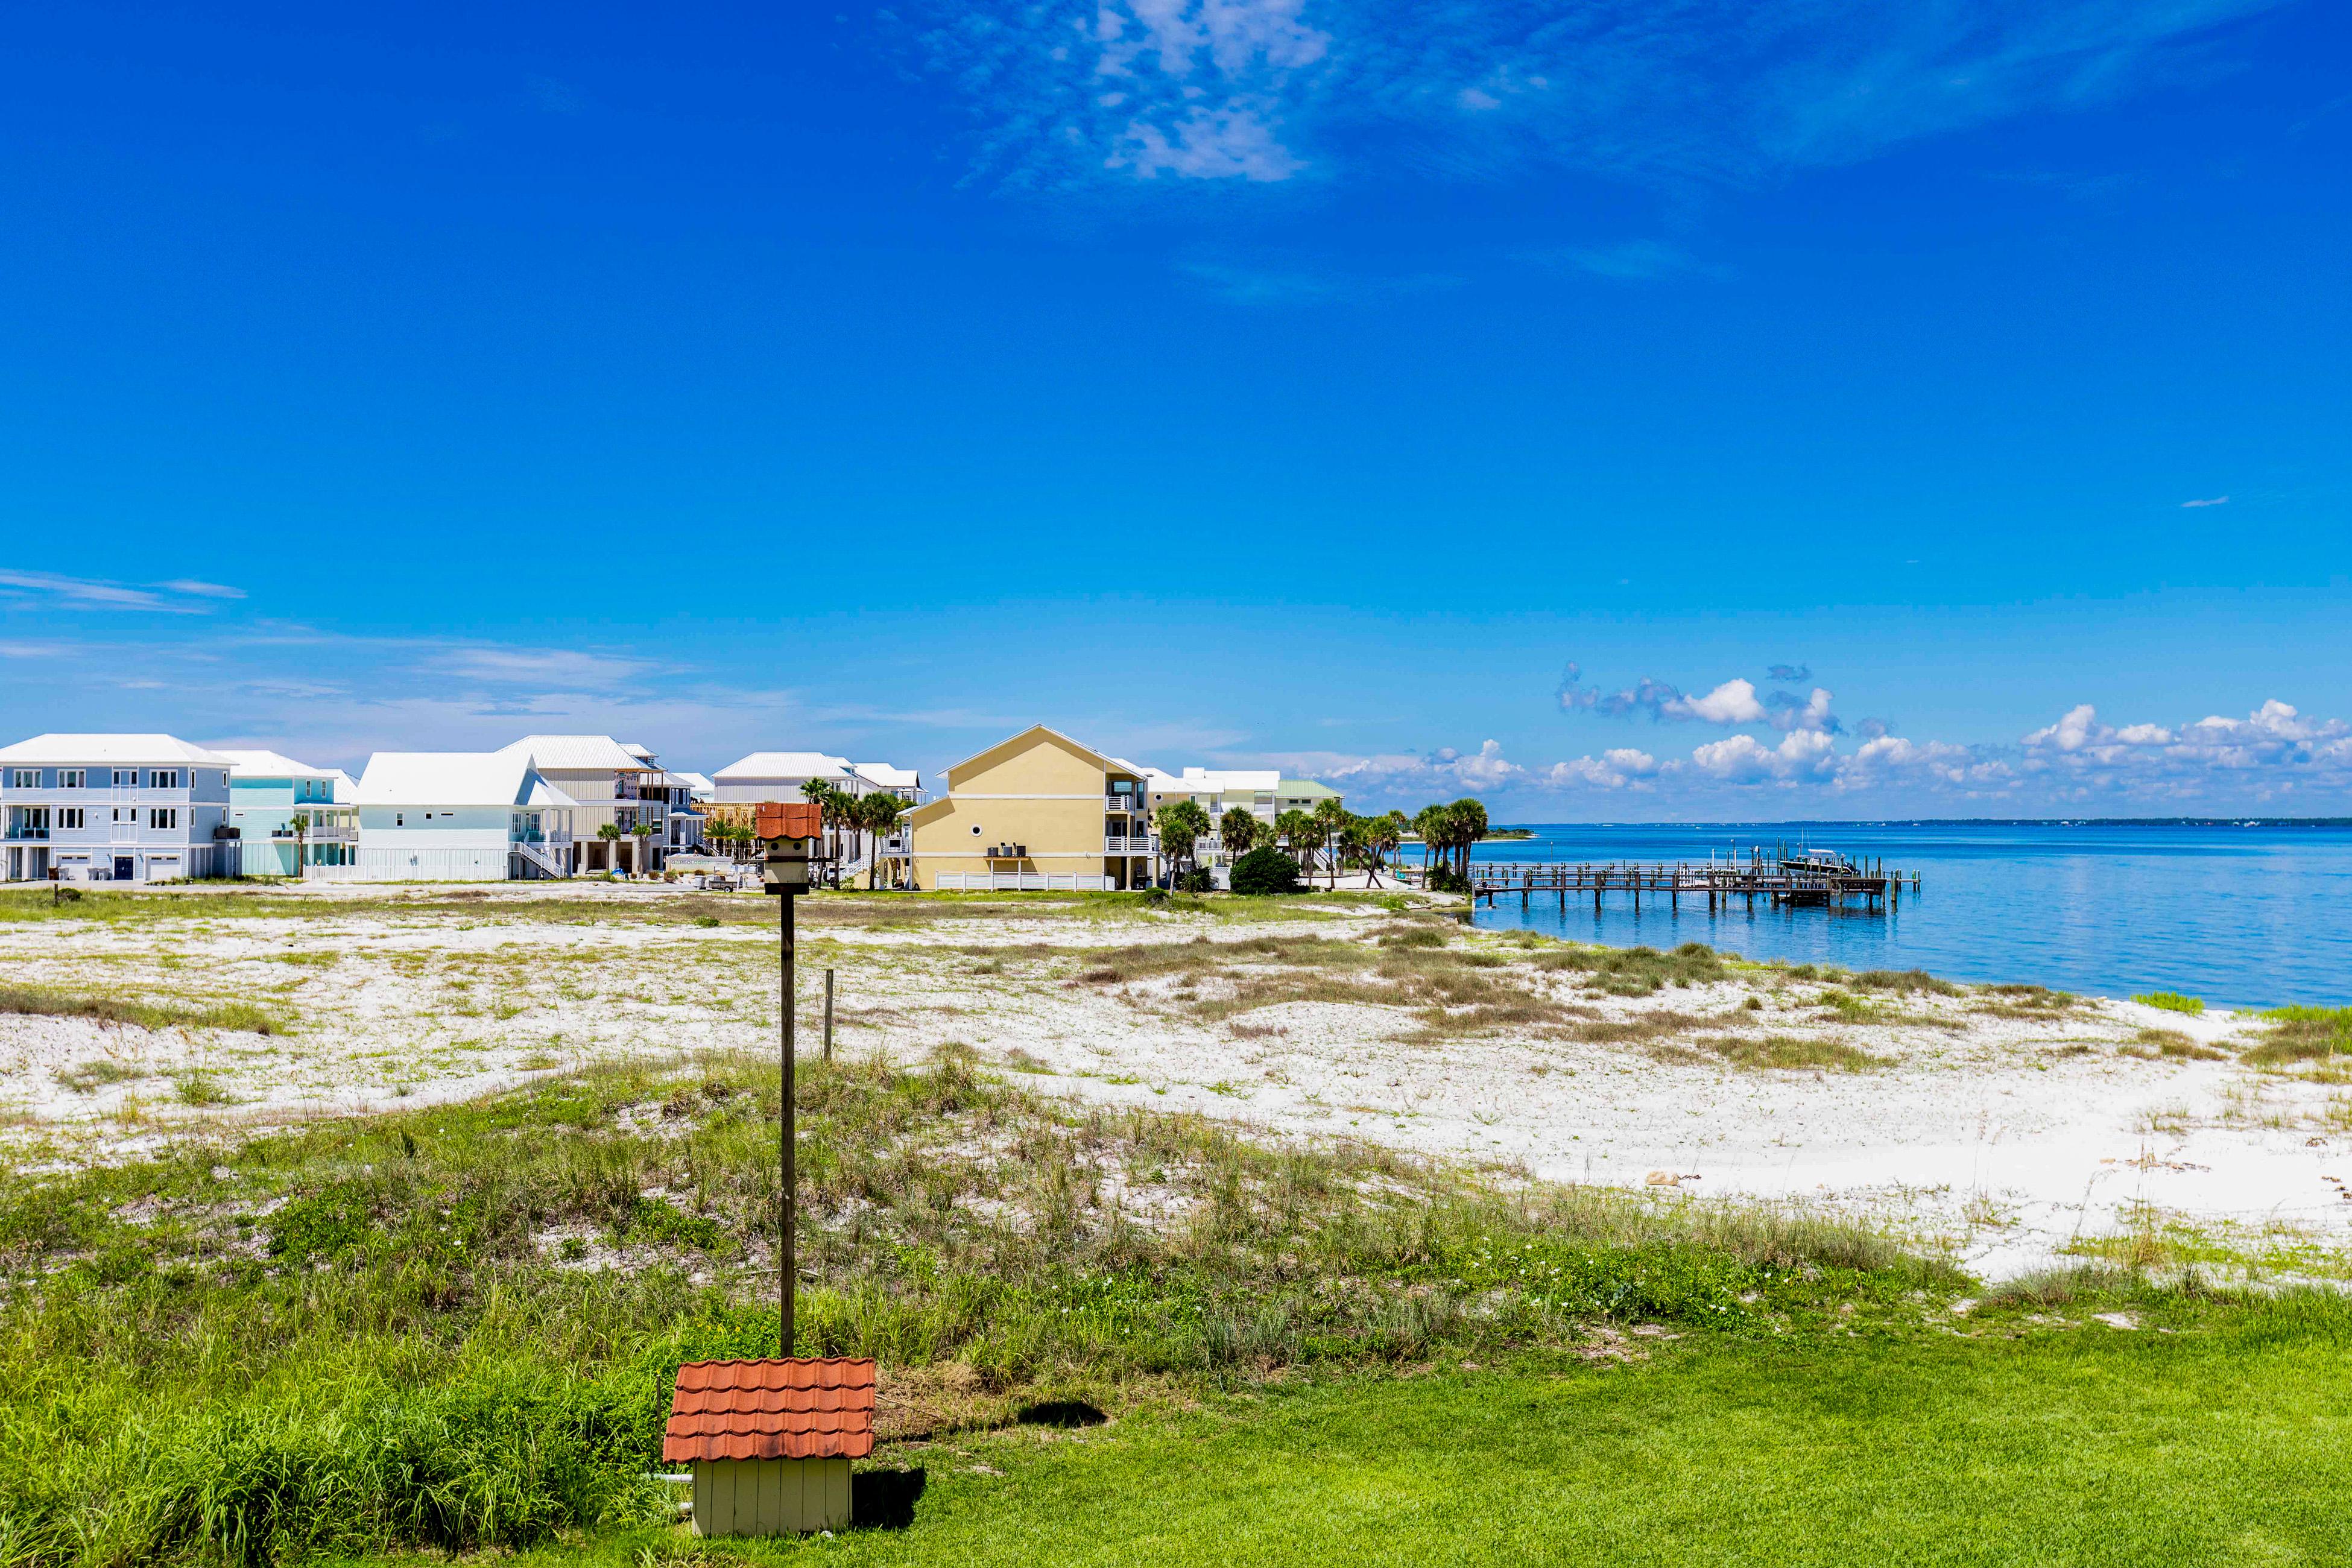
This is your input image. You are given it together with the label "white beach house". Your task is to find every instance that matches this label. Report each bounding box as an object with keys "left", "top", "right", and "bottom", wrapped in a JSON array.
[
  {"left": 353, "top": 752, "right": 578, "bottom": 881},
  {"left": 217, "top": 748, "right": 359, "bottom": 877},
  {"left": 0, "top": 734, "right": 236, "bottom": 883}
]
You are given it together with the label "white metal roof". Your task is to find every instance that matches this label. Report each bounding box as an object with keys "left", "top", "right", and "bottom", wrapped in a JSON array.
[
  {"left": 1182, "top": 766, "right": 1280, "bottom": 791},
  {"left": 215, "top": 748, "right": 340, "bottom": 782},
  {"left": 0, "top": 733, "right": 236, "bottom": 767},
  {"left": 356, "top": 752, "right": 580, "bottom": 808},
  {"left": 619, "top": 742, "right": 656, "bottom": 761},
  {"left": 714, "top": 751, "right": 854, "bottom": 782},
  {"left": 852, "top": 762, "right": 922, "bottom": 790},
  {"left": 495, "top": 735, "right": 653, "bottom": 771},
  {"left": 674, "top": 771, "right": 715, "bottom": 797},
  {"left": 1140, "top": 768, "right": 1217, "bottom": 796}
]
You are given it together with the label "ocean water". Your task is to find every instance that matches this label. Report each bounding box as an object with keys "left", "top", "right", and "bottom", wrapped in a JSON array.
[{"left": 1465, "top": 823, "right": 2352, "bottom": 1010}]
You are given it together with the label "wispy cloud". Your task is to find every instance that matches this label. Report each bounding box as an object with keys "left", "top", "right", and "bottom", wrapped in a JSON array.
[
  {"left": 0, "top": 570, "right": 245, "bottom": 613},
  {"left": 906, "top": 0, "right": 2286, "bottom": 192},
  {"left": 2181, "top": 495, "right": 2230, "bottom": 508},
  {"left": 1177, "top": 256, "right": 1458, "bottom": 303}
]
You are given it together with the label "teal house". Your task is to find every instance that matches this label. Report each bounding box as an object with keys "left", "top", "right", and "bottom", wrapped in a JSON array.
[{"left": 218, "top": 750, "right": 359, "bottom": 877}]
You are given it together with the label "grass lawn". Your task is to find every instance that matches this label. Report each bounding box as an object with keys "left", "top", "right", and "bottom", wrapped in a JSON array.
[{"left": 486, "top": 1317, "right": 2351, "bottom": 1568}]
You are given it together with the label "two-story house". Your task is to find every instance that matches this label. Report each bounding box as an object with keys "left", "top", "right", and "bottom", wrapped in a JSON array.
[
  {"left": 217, "top": 749, "right": 359, "bottom": 877},
  {"left": 353, "top": 752, "right": 577, "bottom": 880},
  {"left": 0, "top": 734, "right": 236, "bottom": 883},
  {"left": 494, "top": 735, "right": 668, "bottom": 875},
  {"left": 905, "top": 726, "right": 1156, "bottom": 891}
]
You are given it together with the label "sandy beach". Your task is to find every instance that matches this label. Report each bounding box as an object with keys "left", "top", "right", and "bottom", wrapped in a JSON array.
[{"left": 3, "top": 884, "right": 2342, "bottom": 1281}]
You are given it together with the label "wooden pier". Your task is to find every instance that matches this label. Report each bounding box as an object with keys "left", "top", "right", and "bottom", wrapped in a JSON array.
[{"left": 1465, "top": 849, "right": 1920, "bottom": 915}]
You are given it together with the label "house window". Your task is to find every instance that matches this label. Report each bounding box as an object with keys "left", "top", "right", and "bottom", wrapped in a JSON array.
[
  {"left": 7, "top": 769, "right": 35, "bottom": 789},
  {"left": 58, "top": 808, "right": 84, "bottom": 829},
  {"left": 60, "top": 770, "right": 86, "bottom": 788},
  {"left": 150, "top": 770, "right": 181, "bottom": 789},
  {"left": 148, "top": 808, "right": 178, "bottom": 830},
  {"left": 395, "top": 812, "right": 405, "bottom": 827}
]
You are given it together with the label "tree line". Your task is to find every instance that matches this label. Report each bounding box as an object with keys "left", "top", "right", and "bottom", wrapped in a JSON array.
[{"left": 1152, "top": 795, "right": 1490, "bottom": 892}]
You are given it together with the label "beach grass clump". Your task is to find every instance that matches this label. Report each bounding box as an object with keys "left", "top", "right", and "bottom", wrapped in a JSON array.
[
  {"left": 2133, "top": 1028, "right": 2229, "bottom": 1061},
  {"left": 1708, "top": 1035, "right": 1892, "bottom": 1073},
  {"left": 0, "top": 984, "right": 285, "bottom": 1036},
  {"left": 1534, "top": 942, "right": 1726, "bottom": 995},
  {"left": 1853, "top": 969, "right": 1961, "bottom": 997},
  {"left": 2137, "top": 991, "right": 2207, "bottom": 1017},
  {"left": 2242, "top": 1006, "right": 2352, "bottom": 1067}
]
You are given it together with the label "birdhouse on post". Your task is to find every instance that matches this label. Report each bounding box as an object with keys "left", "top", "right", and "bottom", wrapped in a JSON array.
[
  {"left": 755, "top": 801, "right": 822, "bottom": 896},
  {"left": 664, "top": 1357, "right": 877, "bottom": 1535}
]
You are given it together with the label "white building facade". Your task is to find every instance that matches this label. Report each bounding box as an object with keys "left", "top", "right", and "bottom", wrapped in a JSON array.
[
  {"left": 0, "top": 735, "right": 236, "bottom": 884},
  {"left": 218, "top": 749, "right": 360, "bottom": 877},
  {"left": 353, "top": 753, "right": 578, "bottom": 881}
]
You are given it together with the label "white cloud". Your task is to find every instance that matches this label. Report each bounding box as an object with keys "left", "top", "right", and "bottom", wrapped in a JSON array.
[
  {"left": 1666, "top": 678, "right": 1769, "bottom": 725},
  {"left": 1687, "top": 727, "right": 1838, "bottom": 783},
  {"left": 2180, "top": 495, "right": 2230, "bottom": 508},
  {"left": 1546, "top": 748, "right": 1658, "bottom": 789},
  {"left": 909, "top": 0, "right": 2286, "bottom": 193},
  {"left": 0, "top": 571, "right": 245, "bottom": 613}
]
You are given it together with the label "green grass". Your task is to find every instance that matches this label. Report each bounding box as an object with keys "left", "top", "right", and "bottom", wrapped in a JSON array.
[
  {"left": 413, "top": 1304, "right": 2352, "bottom": 1567},
  {"left": 0, "top": 1051, "right": 1938, "bottom": 1568},
  {"left": 1709, "top": 1034, "right": 1890, "bottom": 1073},
  {"left": 2244, "top": 1006, "right": 2352, "bottom": 1066},
  {"left": 0, "top": 983, "right": 285, "bottom": 1035},
  {"left": 2135, "top": 991, "right": 2207, "bottom": 1016}
]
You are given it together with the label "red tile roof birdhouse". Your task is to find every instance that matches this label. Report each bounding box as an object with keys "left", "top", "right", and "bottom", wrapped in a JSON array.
[
  {"left": 663, "top": 1358, "right": 877, "bottom": 1462},
  {"left": 754, "top": 801, "right": 824, "bottom": 843}
]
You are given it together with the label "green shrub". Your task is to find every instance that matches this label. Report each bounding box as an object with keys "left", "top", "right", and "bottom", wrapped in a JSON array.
[
  {"left": 1228, "top": 847, "right": 1301, "bottom": 896},
  {"left": 2135, "top": 991, "right": 2205, "bottom": 1016}
]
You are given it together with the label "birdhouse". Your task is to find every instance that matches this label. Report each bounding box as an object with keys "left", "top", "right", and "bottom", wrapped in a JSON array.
[
  {"left": 754, "top": 802, "right": 824, "bottom": 896},
  {"left": 663, "top": 1358, "right": 876, "bottom": 1536}
]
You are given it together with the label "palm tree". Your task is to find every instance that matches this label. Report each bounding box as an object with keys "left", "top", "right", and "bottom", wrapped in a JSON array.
[
  {"left": 1447, "top": 797, "right": 1488, "bottom": 885},
  {"left": 1155, "top": 799, "right": 1211, "bottom": 890},
  {"left": 855, "top": 792, "right": 906, "bottom": 889},
  {"left": 1310, "top": 797, "right": 1348, "bottom": 890},
  {"left": 1410, "top": 805, "right": 1447, "bottom": 884},
  {"left": 1219, "top": 807, "right": 1261, "bottom": 860},
  {"left": 289, "top": 811, "right": 309, "bottom": 879},
  {"left": 1274, "top": 810, "right": 1317, "bottom": 875},
  {"left": 800, "top": 779, "right": 853, "bottom": 887}
]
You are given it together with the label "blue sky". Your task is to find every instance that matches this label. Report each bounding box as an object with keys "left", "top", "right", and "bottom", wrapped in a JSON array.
[{"left": 1, "top": 1, "right": 2348, "bottom": 816}]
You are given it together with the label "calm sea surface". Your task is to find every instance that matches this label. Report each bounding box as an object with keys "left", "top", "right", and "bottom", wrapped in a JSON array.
[{"left": 1465, "top": 823, "right": 2352, "bottom": 1010}]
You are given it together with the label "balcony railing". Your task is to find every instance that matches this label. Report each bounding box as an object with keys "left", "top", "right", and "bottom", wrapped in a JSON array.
[
  {"left": 1105, "top": 796, "right": 1142, "bottom": 814},
  {"left": 1104, "top": 833, "right": 1159, "bottom": 855},
  {"left": 4, "top": 829, "right": 49, "bottom": 841}
]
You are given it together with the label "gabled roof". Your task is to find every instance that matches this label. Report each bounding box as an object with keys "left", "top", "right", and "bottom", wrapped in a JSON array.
[
  {"left": 495, "top": 735, "right": 652, "bottom": 772},
  {"left": 215, "top": 748, "right": 339, "bottom": 782},
  {"left": 1277, "top": 779, "right": 1342, "bottom": 800},
  {"left": 851, "top": 762, "right": 921, "bottom": 790},
  {"left": 355, "top": 753, "right": 580, "bottom": 809},
  {"left": 662, "top": 1358, "right": 876, "bottom": 1462},
  {"left": 674, "top": 771, "right": 715, "bottom": 796},
  {"left": 938, "top": 724, "right": 1133, "bottom": 784},
  {"left": 0, "top": 733, "right": 234, "bottom": 766},
  {"left": 619, "top": 742, "right": 656, "bottom": 762},
  {"left": 1183, "top": 766, "right": 1280, "bottom": 791},
  {"left": 713, "top": 751, "right": 853, "bottom": 782}
]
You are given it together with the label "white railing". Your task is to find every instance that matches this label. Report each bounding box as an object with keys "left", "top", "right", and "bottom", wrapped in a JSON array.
[
  {"left": 1103, "top": 834, "right": 1159, "bottom": 854},
  {"left": 510, "top": 838, "right": 569, "bottom": 880},
  {"left": 934, "top": 873, "right": 1112, "bottom": 892},
  {"left": 1104, "top": 797, "right": 1141, "bottom": 814}
]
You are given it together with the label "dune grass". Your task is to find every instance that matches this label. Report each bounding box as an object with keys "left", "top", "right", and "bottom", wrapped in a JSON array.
[
  {"left": 0, "top": 1049, "right": 1946, "bottom": 1568},
  {"left": 2244, "top": 1005, "right": 2352, "bottom": 1066},
  {"left": 1708, "top": 1034, "right": 1891, "bottom": 1073},
  {"left": 2135, "top": 990, "right": 2207, "bottom": 1016},
  {"left": 0, "top": 984, "right": 285, "bottom": 1035}
]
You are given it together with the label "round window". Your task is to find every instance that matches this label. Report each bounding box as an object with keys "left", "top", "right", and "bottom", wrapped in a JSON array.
[{"left": 971, "top": 824, "right": 982, "bottom": 835}]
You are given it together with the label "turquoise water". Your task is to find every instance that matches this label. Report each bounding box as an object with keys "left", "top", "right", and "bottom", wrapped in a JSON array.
[{"left": 1466, "top": 823, "right": 2352, "bottom": 1009}]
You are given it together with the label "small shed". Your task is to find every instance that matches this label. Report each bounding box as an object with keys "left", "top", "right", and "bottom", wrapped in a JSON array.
[{"left": 663, "top": 1358, "right": 876, "bottom": 1536}]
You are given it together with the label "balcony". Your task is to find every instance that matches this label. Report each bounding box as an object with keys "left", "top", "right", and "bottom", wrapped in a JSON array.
[
  {"left": 4, "top": 829, "right": 49, "bottom": 841},
  {"left": 1103, "top": 833, "right": 1159, "bottom": 855},
  {"left": 1105, "top": 796, "right": 1142, "bottom": 814}
]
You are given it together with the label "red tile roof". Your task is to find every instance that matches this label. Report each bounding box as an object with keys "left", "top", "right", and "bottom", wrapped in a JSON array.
[
  {"left": 754, "top": 801, "right": 824, "bottom": 842},
  {"left": 663, "top": 1358, "right": 878, "bottom": 1462}
]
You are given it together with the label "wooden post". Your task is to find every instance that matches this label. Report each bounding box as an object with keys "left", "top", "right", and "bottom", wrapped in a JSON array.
[{"left": 823, "top": 967, "right": 835, "bottom": 1062}]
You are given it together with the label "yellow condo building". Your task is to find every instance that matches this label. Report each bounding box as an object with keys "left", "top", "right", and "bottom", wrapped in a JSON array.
[{"left": 906, "top": 726, "right": 1159, "bottom": 890}]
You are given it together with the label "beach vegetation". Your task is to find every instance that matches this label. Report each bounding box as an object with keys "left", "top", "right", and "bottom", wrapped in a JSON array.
[
  {"left": 2243, "top": 1006, "right": 2352, "bottom": 1066},
  {"left": 2135, "top": 991, "right": 2206, "bottom": 1016},
  {"left": 1227, "top": 847, "right": 1302, "bottom": 897},
  {"left": 0, "top": 984, "right": 285, "bottom": 1036}
]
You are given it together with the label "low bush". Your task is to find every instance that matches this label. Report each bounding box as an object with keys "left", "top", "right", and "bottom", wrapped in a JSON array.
[
  {"left": 2135, "top": 991, "right": 2206, "bottom": 1016},
  {"left": 1228, "top": 847, "right": 1302, "bottom": 896}
]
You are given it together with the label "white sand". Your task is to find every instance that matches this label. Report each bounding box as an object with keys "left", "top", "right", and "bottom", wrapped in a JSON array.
[{"left": 2, "top": 882, "right": 2344, "bottom": 1280}]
